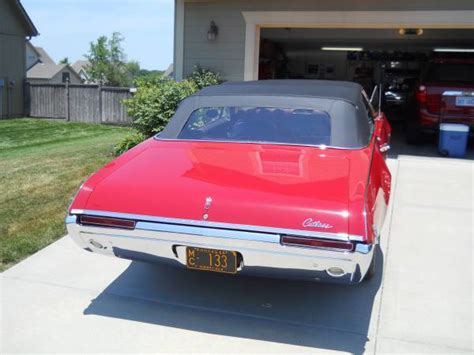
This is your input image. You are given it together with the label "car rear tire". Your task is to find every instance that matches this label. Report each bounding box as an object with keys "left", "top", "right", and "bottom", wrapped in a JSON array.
[{"left": 364, "top": 252, "right": 376, "bottom": 281}]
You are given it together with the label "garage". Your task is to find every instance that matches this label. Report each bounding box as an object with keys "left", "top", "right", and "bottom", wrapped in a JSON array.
[
  {"left": 257, "top": 27, "right": 474, "bottom": 141},
  {"left": 234, "top": 10, "right": 474, "bottom": 148},
  {"left": 258, "top": 27, "right": 474, "bottom": 90}
]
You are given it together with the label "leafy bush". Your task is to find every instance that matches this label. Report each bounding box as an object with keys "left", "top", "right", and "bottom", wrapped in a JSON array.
[
  {"left": 125, "top": 78, "right": 197, "bottom": 137},
  {"left": 116, "top": 67, "right": 222, "bottom": 155},
  {"left": 188, "top": 66, "right": 222, "bottom": 90},
  {"left": 114, "top": 130, "right": 147, "bottom": 155}
]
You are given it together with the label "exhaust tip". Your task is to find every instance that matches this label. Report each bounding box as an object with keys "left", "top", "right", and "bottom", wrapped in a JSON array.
[
  {"left": 89, "top": 239, "right": 104, "bottom": 249},
  {"left": 327, "top": 267, "right": 346, "bottom": 277}
]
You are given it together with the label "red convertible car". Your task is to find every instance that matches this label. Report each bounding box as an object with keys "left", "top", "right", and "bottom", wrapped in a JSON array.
[{"left": 66, "top": 80, "right": 392, "bottom": 284}]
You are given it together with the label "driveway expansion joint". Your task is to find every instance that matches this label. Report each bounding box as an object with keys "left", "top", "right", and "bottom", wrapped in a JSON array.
[{"left": 373, "top": 158, "right": 400, "bottom": 355}]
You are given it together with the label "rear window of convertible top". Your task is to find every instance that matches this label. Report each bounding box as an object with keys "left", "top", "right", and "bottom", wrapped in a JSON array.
[{"left": 177, "top": 106, "right": 331, "bottom": 146}]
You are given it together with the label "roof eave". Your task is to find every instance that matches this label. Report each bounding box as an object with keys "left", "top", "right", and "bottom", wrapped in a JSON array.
[{"left": 14, "top": 0, "right": 39, "bottom": 36}]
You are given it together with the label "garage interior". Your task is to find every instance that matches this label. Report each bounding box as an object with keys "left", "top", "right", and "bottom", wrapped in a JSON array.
[{"left": 258, "top": 28, "right": 474, "bottom": 152}]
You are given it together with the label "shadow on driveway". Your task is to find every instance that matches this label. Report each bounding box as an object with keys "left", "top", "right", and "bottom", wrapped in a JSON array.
[{"left": 84, "top": 247, "right": 383, "bottom": 353}]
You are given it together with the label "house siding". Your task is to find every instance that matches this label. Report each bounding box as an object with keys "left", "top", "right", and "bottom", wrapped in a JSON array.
[
  {"left": 0, "top": 0, "right": 29, "bottom": 118},
  {"left": 0, "top": 0, "right": 27, "bottom": 35},
  {"left": 181, "top": 0, "right": 474, "bottom": 81},
  {"left": 52, "top": 68, "right": 82, "bottom": 84}
]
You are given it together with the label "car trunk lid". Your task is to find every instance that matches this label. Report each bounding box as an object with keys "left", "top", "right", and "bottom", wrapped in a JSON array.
[{"left": 82, "top": 140, "right": 362, "bottom": 236}]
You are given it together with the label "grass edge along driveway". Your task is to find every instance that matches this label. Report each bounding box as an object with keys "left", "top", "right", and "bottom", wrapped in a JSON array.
[{"left": 0, "top": 118, "right": 130, "bottom": 271}]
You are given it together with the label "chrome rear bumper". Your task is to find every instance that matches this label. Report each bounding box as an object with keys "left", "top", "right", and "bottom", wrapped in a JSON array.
[{"left": 66, "top": 213, "right": 374, "bottom": 284}]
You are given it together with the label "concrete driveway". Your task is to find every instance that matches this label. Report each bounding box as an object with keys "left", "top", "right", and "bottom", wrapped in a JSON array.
[{"left": 1, "top": 156, "right": 472, "bottom": 354}]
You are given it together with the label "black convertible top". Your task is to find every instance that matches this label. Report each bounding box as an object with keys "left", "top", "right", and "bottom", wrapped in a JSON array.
[
  {"left": 159, "top": 80, "right": 373, "bottom": 149},
  {"left": 196, "top": 80, "right": 362, "bottom": 104}
]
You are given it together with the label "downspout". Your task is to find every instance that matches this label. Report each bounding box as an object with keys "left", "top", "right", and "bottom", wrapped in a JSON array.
[
  {"left": 7, "top": 78, "right": 13, "bottom": 118},
  {"left": 0, "top": 79, "right": 4, "bottom": 119},
  {"left": 173, "top": 0, "right": 177, "bottom": 80}
]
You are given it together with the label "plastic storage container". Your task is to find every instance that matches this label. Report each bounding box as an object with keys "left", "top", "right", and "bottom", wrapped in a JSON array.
[{"left": 438, "top": 123, "right": 469, "bottom": 158}]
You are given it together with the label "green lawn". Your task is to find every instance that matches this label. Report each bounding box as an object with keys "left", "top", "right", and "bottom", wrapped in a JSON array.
[{"left": 0, "top": 119, "right": 130, "bottom": 271}]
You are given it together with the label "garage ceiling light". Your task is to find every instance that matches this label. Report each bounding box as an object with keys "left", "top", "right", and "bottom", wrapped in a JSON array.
[
  {"left": 321, "top": 47, "right": 363, "bottom": 51},
  {"left": 433, "top": 48, "right": 474, "bottom": 53}
]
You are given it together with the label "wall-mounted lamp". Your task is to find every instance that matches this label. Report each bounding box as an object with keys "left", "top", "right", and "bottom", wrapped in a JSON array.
[
  {"left": 398, "top": 28, "right": 423, "bottom": 36},
  {"left": 207, "top": 21, "right": 218, "bottom": 41}
]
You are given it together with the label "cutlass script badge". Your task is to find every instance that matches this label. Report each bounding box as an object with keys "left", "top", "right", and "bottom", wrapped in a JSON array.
[{"left": 302, "top": 218, "right": 333, "bottom": 229}]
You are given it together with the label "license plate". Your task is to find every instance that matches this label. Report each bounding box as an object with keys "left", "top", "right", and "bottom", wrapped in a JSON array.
[
  {"left": 455, "top": 96, "right": 474, "bottom": 107},
  {"left": 186, "top": 247, "right": 237, "bottom": 274}
]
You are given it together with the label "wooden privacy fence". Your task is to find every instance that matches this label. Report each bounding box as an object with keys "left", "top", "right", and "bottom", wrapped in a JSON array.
[{"left": 26, "top": 83, "right": 132, "bottom": 124}]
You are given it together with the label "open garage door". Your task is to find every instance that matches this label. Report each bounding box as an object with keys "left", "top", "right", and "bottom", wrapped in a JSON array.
[
  {"left": 258, "top": 28, "right": 474, "bottom": 82},
  {"left": 258, "top": 28, "right": 474, "bottom": 118},
  {"left": 255, "top": 26, "right": 474, "bottom": 154}
]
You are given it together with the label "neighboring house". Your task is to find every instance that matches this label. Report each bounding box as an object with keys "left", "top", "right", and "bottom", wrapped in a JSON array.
[
  {"left": 25, "top": 41, "right": 41, "bottom": 70},
  {"left": 32, "top": 46, "right": 55, "bottom": 64},
  {"left": 27, "top": 47, "right": 83, "bottom": 84},
  {"left": 173, "top": 0, "right": 474, "bottom": 82},
  {"left": 27, "top": 63, "right": 83, "bottom": 84},
  {"left": 26, "top": 43, "right": 55, "bottom": 72},
  {"left": 0, "top": 0, "right": 38, "bottom": 118},
  {"left": 72, "top": 60, "right": 94, "bottom": 84}
]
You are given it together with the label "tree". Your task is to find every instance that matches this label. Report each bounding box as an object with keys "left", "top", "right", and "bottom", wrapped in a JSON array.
[
  {"left": 133, "top": 69, "right": 164, "bottom": 85},
  {"left": 85, "top": 32, "right": 132, "bottom": 87},
  {"left": 125, "top": 60, "right": 141, "bottom": 83},
  {"left": 59, "top": 57, "right": 70, "bottom": 65}
]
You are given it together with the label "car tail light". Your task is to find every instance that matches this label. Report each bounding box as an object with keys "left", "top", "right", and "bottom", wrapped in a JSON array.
[
  {"left": 426, "top": 97, "right": 441, "bottom": 114},
  {"left": 281, "top": 235, "right": 353, "bottom": 251},
  {"left": 415, "top": 85, "right": 427, "bottom": 105},
  {"left": 79, "top": 215, "right": 136, "bottom": 229}
]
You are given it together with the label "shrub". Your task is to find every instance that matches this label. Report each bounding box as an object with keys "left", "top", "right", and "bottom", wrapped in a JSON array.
[
  {"left": 125, "top": 78, "right": 197, "bottom": 137},
  {"left": 117, "top": 67, "right": 222, "bottom": 155},
  {"left": 188, "top": 66, "right": 222, "bottom": 90},
  {"left": 114, "top": 130, "right": 147, "bottom": 155}
]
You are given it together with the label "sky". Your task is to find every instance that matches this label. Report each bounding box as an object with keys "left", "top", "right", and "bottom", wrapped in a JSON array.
[{"left": 22, "top": 0, "right": 174, "bottom": 70}]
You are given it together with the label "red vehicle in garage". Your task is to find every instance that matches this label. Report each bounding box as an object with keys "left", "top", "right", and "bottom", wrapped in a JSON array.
[
  {"left": 407, "top": 58, "right": 474, "bottom": 143},
  {"left": 66, "top": 80, "right": 392, "bottom": 284}
]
